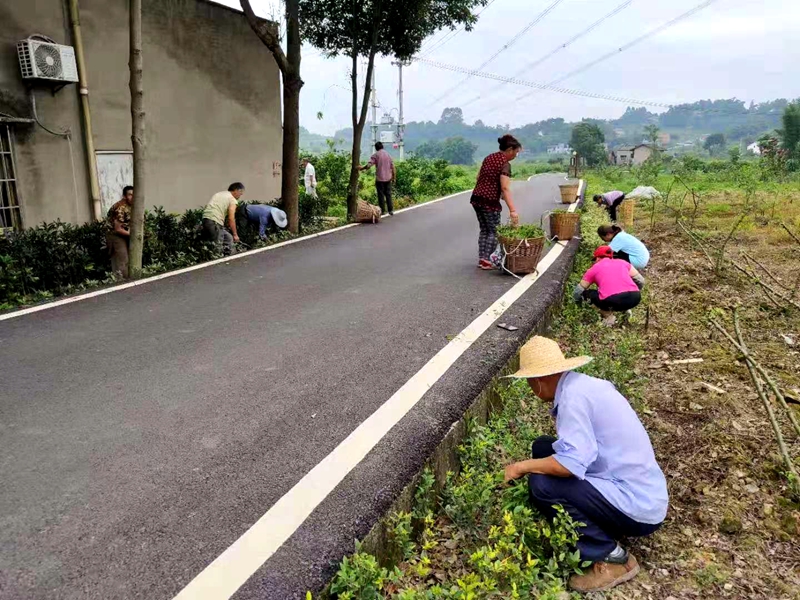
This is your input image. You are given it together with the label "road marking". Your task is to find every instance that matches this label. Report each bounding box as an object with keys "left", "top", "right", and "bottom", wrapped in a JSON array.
[
  {"left": 172, "top": 180, "right": 583, "bottom": 600},
  {"left": 1, "top": 174, "right": 562, "bottom": 323}
]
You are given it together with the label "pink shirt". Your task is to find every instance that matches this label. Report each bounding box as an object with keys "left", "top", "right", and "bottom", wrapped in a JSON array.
[
  {"left": 583, "top": 258, "right": 639, "bottom": 300},
  {"left": 368, "top": 149, "right": 394, "bottom": 182}
]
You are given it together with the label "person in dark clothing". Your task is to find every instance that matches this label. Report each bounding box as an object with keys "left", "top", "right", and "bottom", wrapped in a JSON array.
[{"left": 470, "top": 134, "right": 521, "bottom": 270}]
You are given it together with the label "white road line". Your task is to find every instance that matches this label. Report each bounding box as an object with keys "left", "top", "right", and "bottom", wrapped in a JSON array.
[
  {"left": 172, "top": 181, "right": 583, "bottom": 600},
  {"left": 1, "top": 173, "right": 561, "bottom": 322},
  {"left": 0, "top": 190, "right": 479, "bottom": 323}
]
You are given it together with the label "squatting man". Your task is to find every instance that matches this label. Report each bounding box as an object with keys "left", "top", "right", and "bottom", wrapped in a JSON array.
[{"left": 503, "top": 336, "right": 668, "bottom": 593}]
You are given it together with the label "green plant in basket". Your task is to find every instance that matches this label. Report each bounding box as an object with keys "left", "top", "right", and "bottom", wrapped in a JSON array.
[{"left": 496, "top": 223, "right": 545, "bottom": 240}]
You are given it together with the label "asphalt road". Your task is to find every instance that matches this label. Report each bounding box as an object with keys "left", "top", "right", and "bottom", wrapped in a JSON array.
[{"left": 0, "top": 173, "right": 568, "bottom": 599}]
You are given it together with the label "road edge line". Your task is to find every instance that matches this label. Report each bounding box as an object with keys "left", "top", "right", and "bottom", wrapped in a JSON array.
[{"left": 171, "top": 180, "right": 584, "bottom": 600}]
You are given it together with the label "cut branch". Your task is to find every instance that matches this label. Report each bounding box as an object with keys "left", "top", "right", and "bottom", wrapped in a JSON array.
[
  {"left": 240, "top": 0, "right": 289, "bottom": 73},
  {"left": 781, "top": 221, "right": 800, "bottom": 247}
]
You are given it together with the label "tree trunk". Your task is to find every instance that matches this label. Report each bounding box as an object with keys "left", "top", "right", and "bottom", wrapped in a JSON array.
[
  {"left": 240, "top": 0, "right": 303, "bottom": 234},
  {"left": 127, "top": 0, "right": 145, "bottom": 279},
  {"left": 282, "top": 0, "right": 301, "bottom": 233},
  {"left": 347, "top": 46, "right": 377, "bottom": 220}
]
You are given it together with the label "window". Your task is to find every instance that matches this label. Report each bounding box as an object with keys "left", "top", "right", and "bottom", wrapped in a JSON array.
[{"left": 0, "top": 125, "right": 22, "bottom": 231}]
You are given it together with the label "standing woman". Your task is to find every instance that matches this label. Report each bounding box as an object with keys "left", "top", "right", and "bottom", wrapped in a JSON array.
[
  {"left": 471, "top": 134, "right": 522, "bottom": 270},
  {"left": 597, "top": 224, "right": 650, "bottom": 270}
]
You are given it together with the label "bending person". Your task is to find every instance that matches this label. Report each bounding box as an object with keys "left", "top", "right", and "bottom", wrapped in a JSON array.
[
  {"left": 574, "top": 246, "right": 644, "bottom": 326},
  {"left": 504, "top": 336, "right": 668, "bottom": 593},
  {"left": 593, "top": 190, "right": 625, "bottom": 222},
  {"left": 597, "top": 224, "right": 649, "bottom": 269}
]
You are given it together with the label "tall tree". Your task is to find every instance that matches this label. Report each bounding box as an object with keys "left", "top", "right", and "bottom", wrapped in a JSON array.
[
  {"left": 643, "top": 123, "right": 660, "bottom": 146},
  {"left": 570, "top": 122, "right": 606, "bottom": 167},
  {"left": 301, "top": 0, "right": 485, "bottom": 220},
  {"left": 704, "top": 133, "right": 726, "bottom": 156},
  {"left": 780, "top": 100, "right": 800, "bottom": 159},
  {"left": 240, "top": 0, "right": 302, "bottom": 234},
  {"left": 439, "top": 107, "right": 465, "bottom": 125},
  {"left": 127, "top": 0, "right": 146, "bottom": 278}
]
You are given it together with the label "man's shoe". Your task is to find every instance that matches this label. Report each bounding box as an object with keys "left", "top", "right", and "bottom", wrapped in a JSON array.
[{"left": 568, "top": 554, "right": 639, "bottom": 593}]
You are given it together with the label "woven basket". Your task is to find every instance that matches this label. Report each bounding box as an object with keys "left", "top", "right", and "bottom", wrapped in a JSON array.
[
  {"left": 355, "top": 200, "right": 381, "bottom": 223},
  {"left": 550, "top": 212, "right": 580, "bottom": 240},
  {"left": 559, "top": 182, "right": 580, "bottom": 204},
  {"left": 499, "top": 235, "right": 545, "bottom": 274},
  {"left": 618, "top": 199, "right": 635, "bottom": 228}
]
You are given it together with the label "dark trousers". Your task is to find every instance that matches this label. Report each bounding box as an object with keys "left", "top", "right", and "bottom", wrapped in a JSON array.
[
  {"left": 528, "top": 435, "right": 661, "bottom": 562},
  {"left": 376, "top": 181, "right": 393, "bottom": 215},
  {"left": 472, "top": 203, "right": 502, "bottom": 260},
  {"left": 106, "top": 232, "right": 129, "bottom": 278},
  {"left": 201, "top": 218, "right": 234, "bottom": 255},
  {"left": 582, "top": 289, "right": 641, "bottom": 312},
  {"left": 614, "top": 250, "right": 631, "bottom": 264},
  {"left": 607, "top": 195, "right": 626, "bottom": 221}
]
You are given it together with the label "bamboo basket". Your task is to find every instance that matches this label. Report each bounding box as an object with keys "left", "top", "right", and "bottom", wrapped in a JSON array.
[
  {"left": 355, "top": 200, "right": 381, "bottom": 223},
  {"left": 499, "top": 235, "right": 545, "bottom": 274},
  {"left": 550, "top": 212, "right": 580, "bottom": 240},
  {"left": 618, "top": 199, "right": 635, "bottom": 228},
  {"left": 558, "top": 182, "right": 580, "bottom": 204}
]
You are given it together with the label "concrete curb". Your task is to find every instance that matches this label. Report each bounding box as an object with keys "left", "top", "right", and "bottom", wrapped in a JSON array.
[{"left": 343, "top": 182, "right": 587, "bottom": 582}]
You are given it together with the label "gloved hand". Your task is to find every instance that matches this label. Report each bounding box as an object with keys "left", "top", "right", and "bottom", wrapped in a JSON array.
[
  {"left": 573, "top": 283, "right": 586, "bottom": 304},
  {"left": 632, "top": 273, "right": 645, "bottom": 290}
]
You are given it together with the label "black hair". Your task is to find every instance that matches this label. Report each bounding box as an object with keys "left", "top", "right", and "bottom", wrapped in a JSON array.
[
  {"left": 228, "top": 182, "right": 245, "bottom": 192},
  {"left": 375, "top": 142, "right": 384, "bottom": 151},
  {"left": 597, "top": 224, "right": 622, "bottom": 238},
  {"left": 593, "top": 194, "right": 603, "bottom": 203},
  {"left": 122, "top": 185, "right": 134, "bottom": 196},
  {"left": 498, "top": 134, "right": 521, "bottom": 151}
]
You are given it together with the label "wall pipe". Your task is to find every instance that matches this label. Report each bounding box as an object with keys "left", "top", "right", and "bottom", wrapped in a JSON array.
[{"left": 67, "top": 0, "right": 102, "bottom": 221}]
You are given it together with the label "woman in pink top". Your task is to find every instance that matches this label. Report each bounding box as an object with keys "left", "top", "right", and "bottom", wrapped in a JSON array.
[{"left": 573, "top": 246, "right": 645, "bottom": 326}]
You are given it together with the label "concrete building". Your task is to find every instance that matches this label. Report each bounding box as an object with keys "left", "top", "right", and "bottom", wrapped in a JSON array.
[
  {"left": 746, "top": 141, "right": 761, "bottom": 155},
  {"left": 546, "top": 143, "right": 571, "bottom": 155},
  {"left": 610, "top": 144, "right": 655, "bottom": 166},
  {"left": 0, "top": 0, "right": 282, "bottom": 231}
]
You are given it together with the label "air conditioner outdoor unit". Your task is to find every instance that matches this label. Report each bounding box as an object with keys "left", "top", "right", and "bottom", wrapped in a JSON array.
[{"left": 17, "top": 39, "right": 79, "bottom": 84}]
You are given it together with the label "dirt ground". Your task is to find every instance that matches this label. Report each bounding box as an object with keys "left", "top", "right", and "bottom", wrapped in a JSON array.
[{"left": 606, "top": 196, "right": 800, "bottom": 600}]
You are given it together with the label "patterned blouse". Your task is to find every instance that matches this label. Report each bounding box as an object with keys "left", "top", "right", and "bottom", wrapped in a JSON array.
[
  {"left": 470, "top": 151, "right": 511, "bottom": 211},
  {"left": 106, "top": 199, "right": 132, "bottom": 233}
]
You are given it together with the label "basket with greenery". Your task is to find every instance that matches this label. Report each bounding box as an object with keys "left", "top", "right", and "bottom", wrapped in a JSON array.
[{"left": 496, "top": 223, "right": 545, "bottom": 274}]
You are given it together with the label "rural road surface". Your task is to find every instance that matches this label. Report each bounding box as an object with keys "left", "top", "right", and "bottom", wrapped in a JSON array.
[{"left": 0, "top": 173, "right": 569, "bottom": 599}]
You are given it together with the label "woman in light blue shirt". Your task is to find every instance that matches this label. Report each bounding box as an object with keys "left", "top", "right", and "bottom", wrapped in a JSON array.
[{"left": 598, "top": 225, "right": 650, "bottom": 270}]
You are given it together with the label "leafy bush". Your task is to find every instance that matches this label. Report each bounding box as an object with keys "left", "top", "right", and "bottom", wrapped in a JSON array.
[{"left": 496, "top": 223, "right": 545, "bottom": 240}]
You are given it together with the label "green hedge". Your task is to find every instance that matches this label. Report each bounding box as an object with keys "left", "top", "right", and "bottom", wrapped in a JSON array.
[{"left": 0, "top": 194, "right": 328, "bottom": 309}]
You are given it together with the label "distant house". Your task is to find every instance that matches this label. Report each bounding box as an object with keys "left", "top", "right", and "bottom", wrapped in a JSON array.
[
  {"left": 610, "top": 144, "right": 655, "bottom": 166},
  {"left": 746, "top": 141, "right": 762, "bottom": 155},
  {"left": 547, "top": 143, "right": 571, "bottom": 155}
]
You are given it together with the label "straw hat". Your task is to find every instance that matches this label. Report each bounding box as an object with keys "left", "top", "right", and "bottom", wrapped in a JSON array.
[
  {"left": 507, "top": 336, "right": 592, "bottom": 379},
  {"left": 270, "top": 207, "right": 288, "bottom": 229}
]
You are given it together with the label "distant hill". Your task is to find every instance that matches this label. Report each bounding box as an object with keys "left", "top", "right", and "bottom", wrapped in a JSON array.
[{"left": 303, "top": 98, "right": 792, "bottom": 161}]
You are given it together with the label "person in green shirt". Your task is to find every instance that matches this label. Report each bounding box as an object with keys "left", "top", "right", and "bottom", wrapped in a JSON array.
[{"left": 202, "top": 182, "right": 244, "bottom": 255}]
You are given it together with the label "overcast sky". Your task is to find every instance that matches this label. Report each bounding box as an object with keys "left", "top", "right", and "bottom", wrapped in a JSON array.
[{"left": 216, "top": 0, "right": 799, "bottom": 135}]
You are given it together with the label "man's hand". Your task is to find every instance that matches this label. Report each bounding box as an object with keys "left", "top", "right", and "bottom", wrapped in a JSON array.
[
  {"left": 509, "top": 211, "right": 520, "bottom": 226},
  {"left": 504, "top": 462, "right": 526, "bottom": 483},
  {"left": 233, "top": 234, "right": 240, "bottom": 243}
]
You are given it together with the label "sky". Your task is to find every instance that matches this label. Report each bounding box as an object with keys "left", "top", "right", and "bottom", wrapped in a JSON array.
[{"left": 216, "top": 0, "right": 800, "bottom": 135}]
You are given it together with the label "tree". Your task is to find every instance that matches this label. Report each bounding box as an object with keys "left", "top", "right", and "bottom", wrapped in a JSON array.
[
  {"left": 704, "top": 133, "right": 726, "bottom": 156},
  {"left": 643, "top": 123, "right": 660, "bottom": 146},
  {"left": 127, "top": 0, "right": 146, "bottom": 278},
  {"left": 301, "top": 0, "right": 484, "bottom": 220},
  {"left": 570, "top": 122, "right": 606, "bottom": 167},
  {"left": 439, "top": 107, "right": 464, "bottom": 126},
  {"left": 780, "top": 100, "right": 800, "bottom": 159},
  {"left": 439, "top": 136, "right": 477, "bottom": 164},
  {"left": 241, "top": 0, "right": 302, "bottom": 233}
]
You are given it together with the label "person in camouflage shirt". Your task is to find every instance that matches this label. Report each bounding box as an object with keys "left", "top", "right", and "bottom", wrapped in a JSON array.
[{"left": 106, "top": 185, "right": 134, "bottom": 278}]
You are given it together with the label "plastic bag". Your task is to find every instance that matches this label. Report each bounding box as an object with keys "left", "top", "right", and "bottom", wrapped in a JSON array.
[{"left": 626, "top": 186, "right": 662, "bottom": 200}]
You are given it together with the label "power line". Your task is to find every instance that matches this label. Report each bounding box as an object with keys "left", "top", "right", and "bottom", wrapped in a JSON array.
[
  {"left": 427, "top": 0, "right": 565, "bottom": 105},
  {"left": 415, "top": 56, "right": 673, "bottom": 108},
  {"left": 417, "top": 0, "right": 501, "bottom": 58},
  {"left": 461, "top": 0, "right": 634, "bottom": 109},
  {"left": 514, "top": 0, "right": 723, "bottom": 102}
]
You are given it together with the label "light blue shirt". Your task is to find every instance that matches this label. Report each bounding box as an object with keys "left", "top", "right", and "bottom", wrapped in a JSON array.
[
  {"left": 609, "top": 231, "right": 650, "bottom": 270},
  {"left": 245, "top": 204, "right": 275, "bottom": 239},
  {"left": 551, "top": 371, "right": 668, "bottom": 524}
]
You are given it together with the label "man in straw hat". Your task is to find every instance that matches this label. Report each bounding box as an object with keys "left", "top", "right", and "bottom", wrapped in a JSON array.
[{"left": 504, "top": 336, "right": 667, "bottom": 593}]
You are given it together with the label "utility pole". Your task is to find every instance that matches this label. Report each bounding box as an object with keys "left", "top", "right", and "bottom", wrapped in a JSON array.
[
  {"left": 393, "top": 60, "right": 406, "bottom": 160},
  {"left": 370, "top": 69, "right": 378, "bottom": 148}
]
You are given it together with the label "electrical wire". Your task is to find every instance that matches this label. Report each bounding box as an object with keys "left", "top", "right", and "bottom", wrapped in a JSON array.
[
  {"left": 514, "top": 0, "right": 723, "bottom": 103},
  {"left": 461, "top": 0, "right": 634, "bottom": 109},
  {"left": 415, "top": 57, "right": 673, "bottom": 107},
  {"left": 417, "top": 0, "right": 501, "bottom": 58},
  {"left": 427, "top": 0, "right": 565, "bottom": 105}
]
